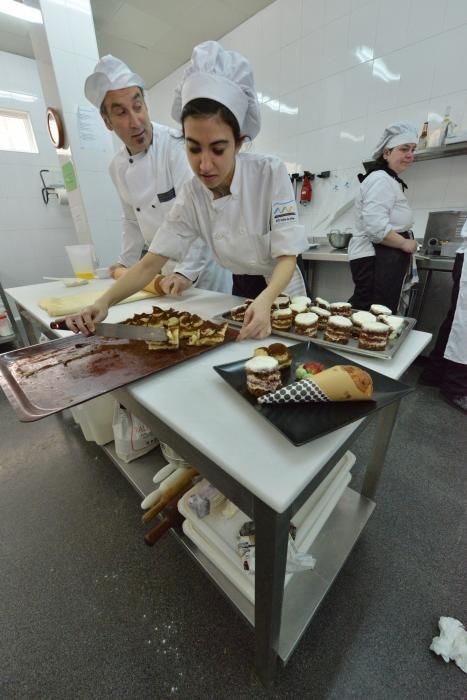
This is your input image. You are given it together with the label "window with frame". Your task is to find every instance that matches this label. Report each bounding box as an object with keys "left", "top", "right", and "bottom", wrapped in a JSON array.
[{"left": 0, "top": 109, "right": 38, "bottom": 153}]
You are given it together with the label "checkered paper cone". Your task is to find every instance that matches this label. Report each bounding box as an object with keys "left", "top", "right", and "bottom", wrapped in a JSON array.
[{"left": 257, "top": 379, "right": 330, "bottom": 404}]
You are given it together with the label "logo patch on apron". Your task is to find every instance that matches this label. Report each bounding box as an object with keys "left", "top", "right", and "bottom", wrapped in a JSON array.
[
  {"left": 157, "top": 187, "right": 176, "bottom": 203},
  {"left": 272, "top": 199, "right": 297, "bottom": 224}
]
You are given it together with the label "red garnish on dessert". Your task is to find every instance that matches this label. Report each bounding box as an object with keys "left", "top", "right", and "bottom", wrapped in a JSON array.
[{"left": 302, "top": 361, "right": 325, "bottom": 375}]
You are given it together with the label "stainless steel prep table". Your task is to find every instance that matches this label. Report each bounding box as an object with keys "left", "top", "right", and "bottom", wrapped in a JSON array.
[{"left": 5, "top": 281, "right": 431, "bottom": 687}]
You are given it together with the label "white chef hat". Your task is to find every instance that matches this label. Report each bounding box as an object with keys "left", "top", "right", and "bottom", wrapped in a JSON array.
[
  {"left": 84, "top": 55, "right": 144, "bottom": 110},
  {"left": 171, "top": 41, "right": 261, "bottom": 139},
  {"left": 372, "top": 121, "right": 419, "bottom": 159}
]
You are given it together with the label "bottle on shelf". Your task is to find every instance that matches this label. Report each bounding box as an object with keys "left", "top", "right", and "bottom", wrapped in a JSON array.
[
  {"left": 417, "top": 121, "right": 429, "bottom": 151},
  {"left": 440, "top": 106, "right": 452, "bottom": 146}
]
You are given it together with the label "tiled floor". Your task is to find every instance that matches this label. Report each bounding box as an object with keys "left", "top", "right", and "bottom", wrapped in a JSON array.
[{"left": 1, "top": 356, "right": 466, "bottom": 699}]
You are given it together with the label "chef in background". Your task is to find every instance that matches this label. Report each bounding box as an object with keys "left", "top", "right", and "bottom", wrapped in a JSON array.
[
  {"left": 348, "top": 122, "right": 418, "bottom": 313},
  {"left": 64, "top": 41, "right": 308, "bottom": 340},
  {"left": 418, "top": 219, "right": 467, "bottom": 414},
  {"left": 84, "top": 55, "right": 231, "bottom": 293}
]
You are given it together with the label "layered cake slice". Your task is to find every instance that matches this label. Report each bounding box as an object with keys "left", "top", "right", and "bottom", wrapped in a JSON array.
[
  {"left": 245, "top": 356, "right": 282, "bottom": 397},
  {"left": 294, "top": 311, "right": 319, "bottom": 337},
  {"left": 358, "top": 321, "right": 390, "bottom": 350},
  {"left": 324, "top": 316, "right": 353, "bottom": 344}
]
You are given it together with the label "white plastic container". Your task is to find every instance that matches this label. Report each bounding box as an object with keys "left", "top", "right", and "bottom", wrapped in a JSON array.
[
  {"left": 0, "top": 312, "right": 12, "bottom": 337},
  {"left": 70, "top": 394, "right": 116, "bottom": 445}
]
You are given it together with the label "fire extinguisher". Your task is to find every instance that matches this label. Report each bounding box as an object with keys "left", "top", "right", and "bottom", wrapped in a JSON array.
[{"left": 300, "top": 170, "right": 313, "bottom": 205}]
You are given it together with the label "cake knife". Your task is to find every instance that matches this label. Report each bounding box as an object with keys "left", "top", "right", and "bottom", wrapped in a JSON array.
[{"left": 50, "top": 319, "right": 168, "bottom": 341}]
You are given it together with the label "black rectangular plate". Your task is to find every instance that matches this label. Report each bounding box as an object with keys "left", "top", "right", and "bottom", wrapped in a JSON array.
[{"left": 213, "top": 343, "right": 413, "bottom": 446}]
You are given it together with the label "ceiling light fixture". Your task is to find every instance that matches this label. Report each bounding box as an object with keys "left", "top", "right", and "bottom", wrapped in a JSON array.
[{"left": 0, "top": 0, "right": 43, "bottom": 24}]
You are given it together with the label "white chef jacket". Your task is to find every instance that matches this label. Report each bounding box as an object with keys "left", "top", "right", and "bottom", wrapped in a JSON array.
[
  {"left": 444, "top": 220, "right": 467, "bottom": 365},
  {"left": 349, "top": 170, "right": 414, "bottom": 261},
  {"left": 109, "top": 121, "right": 231, "bottom": 291},
  {"left": 150, "top": 153, "right": 308, "bottom": 296}
]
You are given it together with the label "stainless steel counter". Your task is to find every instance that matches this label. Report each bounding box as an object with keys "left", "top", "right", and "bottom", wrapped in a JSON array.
[{"left": 302, "top": 244, "right": 349, "bottom": 262}]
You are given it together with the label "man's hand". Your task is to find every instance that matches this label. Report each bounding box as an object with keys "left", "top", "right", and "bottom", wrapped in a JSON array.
[
  {"left": 237, "top": 299, "right": 272, "bottom": 340},
  {"left": 159, "top": 273, "right": 193, "bottom": 296},
  {"left": 62, "top": 300, "right": 109, "bottom": 336}
]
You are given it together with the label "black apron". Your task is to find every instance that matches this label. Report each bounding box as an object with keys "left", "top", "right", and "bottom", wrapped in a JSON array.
[
  {"left": 349, "top": 232, "right": 411, "bottom": 313},
  {"left": 232, "top": 255, "right": 311, "bottom": 298}
]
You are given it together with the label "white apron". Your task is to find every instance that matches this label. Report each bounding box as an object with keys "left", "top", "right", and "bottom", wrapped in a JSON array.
[{"left": 444, "top": 253, "right": 467, "bottom": 365}]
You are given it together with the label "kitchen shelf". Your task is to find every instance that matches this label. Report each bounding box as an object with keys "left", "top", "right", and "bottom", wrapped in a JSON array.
[
  {"left": 103, "top": 434, "right": 374, "bottom": 664},
  {"left": 102, "top": 442, "right": 167, "bottom": 498},
  {"left": 363, "top": 141, "right": 467, "bottom": 171}
]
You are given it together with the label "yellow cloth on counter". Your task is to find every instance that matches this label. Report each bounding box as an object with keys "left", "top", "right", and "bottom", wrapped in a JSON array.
[{"left": 39, "top": 289, "right": 157, "bottom": 317}]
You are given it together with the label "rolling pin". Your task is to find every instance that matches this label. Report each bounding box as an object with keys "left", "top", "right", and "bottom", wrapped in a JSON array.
[
  {"left": 142, "top": 466, "right": 197, "bottom": 524},
  {"left": 141, "top": 466, "right": 192, "bottom": 510},
  {"left": 143, "top": 492, "right": 187, "bottom": 546}
]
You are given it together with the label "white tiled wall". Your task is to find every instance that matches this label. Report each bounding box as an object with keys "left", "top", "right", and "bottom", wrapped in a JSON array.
[
  {"left": 147, "top": 0, "right": 467, "bottom": 241},
  {"left": 0, "top": 51, "right": 77, "bottom": 289}
]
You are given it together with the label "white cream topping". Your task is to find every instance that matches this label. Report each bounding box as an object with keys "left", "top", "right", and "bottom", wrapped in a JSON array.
[
  {"left": 330, "top": 302, "right": 351, "bottom": 310},
  {"left": 315, "top": 297, "right": 330, "bottom": 307},
  {"left": 290, "top": 295, "right": 311, "bottom": 305},
  {"left": 310, "top": 306, "right": 331, "bottom": 317},
  {"left": 370, "top": 304, "right": 392, "bottom": 315},
  {"left": 245, "top": 356, "right": 279, "bottom": 372},
  {"left": 328, "top": 315, "right": 352, "bottom": 327},
  {"left": 272, "top": 308, "right": 292, "bottom": 318},
  {"left": 272, "top": 295, "right": 290, "bottom": 308},
  {"left": 289, "top": 302, "right": 307, "bottom": 313},
  {"left": 294, "top": 312, "right": 318, "bottom": 325},
  {"left": 352, "top": 311, "right": 375, "bottom": 325},
  {"left": 379, "top": 315, "right": 404, "bottom": 331},
  {"left": 361, "top": 321, "right": 390, "bottom": 333}
]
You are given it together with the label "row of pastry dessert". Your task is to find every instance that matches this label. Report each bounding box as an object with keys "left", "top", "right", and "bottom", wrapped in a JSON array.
[
  {"left": 229, "top": 296, "right": 404, "bottom": 351},
  {"left": 124, "top": 306, "right": 228, "bottom": 350}
]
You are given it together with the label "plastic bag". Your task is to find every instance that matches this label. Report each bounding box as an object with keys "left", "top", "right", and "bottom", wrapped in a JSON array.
[{"left": 112, "top": 404, "right": 159, "bottom": 463}]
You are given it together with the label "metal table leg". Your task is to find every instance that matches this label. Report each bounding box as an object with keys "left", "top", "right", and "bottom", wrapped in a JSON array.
[
  {"left": 253, "top": 498, "right": 290, "bottom": 687},
  {"left": 361, "top": 399, "right": 401, "bottom": 500}
]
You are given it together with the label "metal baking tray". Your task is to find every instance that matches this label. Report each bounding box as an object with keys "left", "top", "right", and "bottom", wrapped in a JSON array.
[
  {"left": 0, "top": 328, "right": 237, "bottom": 422},
  {"left": 214, "top": 311, "right": 416, "bottom": 360}
]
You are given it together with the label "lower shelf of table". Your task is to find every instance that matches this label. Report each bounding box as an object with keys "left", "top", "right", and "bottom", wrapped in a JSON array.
[{"left": 100, "top": 442, "right": 374, "bottom": 664}]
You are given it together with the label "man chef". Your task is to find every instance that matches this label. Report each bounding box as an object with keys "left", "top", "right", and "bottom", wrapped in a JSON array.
[
  {"left": 419, "top": 218, "right": 467, "bottom": 414},
  {"left": 84, "top": 54, "right": 231, "bottom": 292}
]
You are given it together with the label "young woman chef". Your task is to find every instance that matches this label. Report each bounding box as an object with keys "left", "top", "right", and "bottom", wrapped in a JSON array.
[
  {"left": 348, "top": 121, "right": 419, "bottom": 313},
  {"left": 64, "top": 41, "right": 309, "bottom": 340}
]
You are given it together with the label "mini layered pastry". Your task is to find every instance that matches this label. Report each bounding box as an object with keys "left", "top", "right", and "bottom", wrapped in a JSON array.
[
  {"left": 309, "top": 305, "right": 331, "bottom": 329},
  {"left": 245, "top": 356, "right": 282, "bottom": 397},
  {"left": 294, "top": 312, "right": 319, "bottom": 337},
  {"left": 289, "top": 301, "right": 308, "bottom": 319},
  {"left": 379, "top": 315, "right": 405, "bottom": 339},
  {"left": 370, "top": 304, "right": 392, "bottom": 317},
  {"left": 271, "top": 307, "right": 293, "bottom": 330},
  {"left": 358, "top": 321, "right": 390, "bottom": 351},
  {"left": 324, "top": 315, "right": 353, "bottom": 344},
  {"left": 330, "top": 302, "right": 352, "bottom": 317},
  {"left": 254, "top": 342, "right": 292, "bottom": 369},
  {"left": 351, "top": 310, "right": 376, "bottom": 338},
  {"left": 230, "top": 302, "right": 250, "bottom": 322},
  {"left": 315, "top": 297, "right": 331, "bottom": 310},
  {"left": 272, "top": 295, "right": 290, "bottom": 309}
]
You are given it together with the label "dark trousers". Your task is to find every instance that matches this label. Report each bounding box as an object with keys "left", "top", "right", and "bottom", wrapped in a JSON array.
[
  {"left": 232, "top": 256, "right": 311, "bottom": 299},
  {"left": 420, "top": 253, "right": 467, "bottom": 396},
  {"left": 348, "top": 234, "right": 411, "bottom": 313}
]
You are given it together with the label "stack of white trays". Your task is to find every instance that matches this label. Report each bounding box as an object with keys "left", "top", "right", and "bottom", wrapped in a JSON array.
[{"left": 178, "top": 451, "right": 356, "bottom": 604}]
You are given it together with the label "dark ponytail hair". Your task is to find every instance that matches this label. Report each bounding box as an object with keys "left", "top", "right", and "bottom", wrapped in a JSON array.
[{"left": 181, "top": 98, "right": 245, "bottom": 145}]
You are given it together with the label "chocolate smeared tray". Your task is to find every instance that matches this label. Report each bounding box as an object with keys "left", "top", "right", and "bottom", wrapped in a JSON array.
[
  {"left": 0, "top": 328, "right": 237, "bottom": 422},
  {"left": 215, "top": 311, "right": 416, "bottom": 360}
]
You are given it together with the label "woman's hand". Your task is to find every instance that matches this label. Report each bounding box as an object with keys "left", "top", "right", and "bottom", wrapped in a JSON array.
[
  {"left": 63, "top": 300, "right": 109, "bottom": 335},
  {"left": 159, "top": 273, "right": 193, "bottom": 296},
  {"left": 237, "top": 299, "right": 272, "bottom": 340},
  {"left": 401, "top": 239, "right": 417, "bottom": 254}
]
